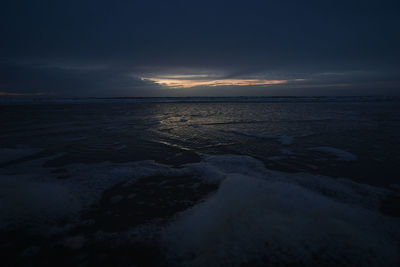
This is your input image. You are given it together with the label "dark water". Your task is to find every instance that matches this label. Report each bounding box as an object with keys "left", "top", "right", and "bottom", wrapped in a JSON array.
[
  {"left": 1, "top": 100, "right": 400, "bottom": 185},
  {"left": 0, "top": 98, "right": 399, "bottom": 266}
]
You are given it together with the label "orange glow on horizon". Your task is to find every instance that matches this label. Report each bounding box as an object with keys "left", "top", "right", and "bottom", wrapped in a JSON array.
[{"left": 141, "top": 77, "right": 288, "bottom": 88}]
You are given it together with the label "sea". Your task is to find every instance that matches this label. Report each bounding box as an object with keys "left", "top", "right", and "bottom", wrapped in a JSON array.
[{"left": 0, "top": 96, "right": 399, "bottom": 266}]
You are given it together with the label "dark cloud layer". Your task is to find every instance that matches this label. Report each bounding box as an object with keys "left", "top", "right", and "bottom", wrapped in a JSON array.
[{"left": 1, "top": 0, "right": 399, "bottom": 96}]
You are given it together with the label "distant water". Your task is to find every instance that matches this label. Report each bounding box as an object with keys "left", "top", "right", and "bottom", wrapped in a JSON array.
[
  {"left": 0, "top": 97, "right": 399, "bottom": 266},
  {"left": 0, "top": 95, "right": 397, "bottom": 104}
]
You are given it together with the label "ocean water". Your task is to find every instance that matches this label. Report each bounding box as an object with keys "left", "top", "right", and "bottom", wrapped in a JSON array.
[{"left": 0, "top": 97, "right": 399, "bottom": 266}]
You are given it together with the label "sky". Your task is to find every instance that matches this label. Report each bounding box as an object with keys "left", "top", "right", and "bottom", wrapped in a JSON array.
[{"left": 1, "top": 0, "right": 400, "bottom": 97}]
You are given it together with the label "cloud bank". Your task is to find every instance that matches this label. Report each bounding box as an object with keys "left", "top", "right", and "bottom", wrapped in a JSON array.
[{"left": 0, "top": 0, "right": 399, "bottom": 96}]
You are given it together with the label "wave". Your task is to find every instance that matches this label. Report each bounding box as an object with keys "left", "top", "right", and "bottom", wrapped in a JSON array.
[
  {"left": 0, "top": 152, "right": 398, "bottom": 266},
  {"left": 219, "top": 130, "right": 293, "bottom": 145},
  {"left": 162, "top": 155, "right": 399, "bottom": 266}
]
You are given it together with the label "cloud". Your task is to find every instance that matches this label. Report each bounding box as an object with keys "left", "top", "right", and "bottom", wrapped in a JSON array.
[
  {"left": 0, "top": 62, "right": 159, "bottom": 97},
  {"left": 1, "top": 61, "right": 400, "bottom": 97},
  {"left": 0, "top": 91, "right": 47, "bottom": 97},
  {"left": 0, "top": 1, "right": 399, "bottom": 96},
  {"left": 141, "top": 75, "right": 288, "bottom": 89}
]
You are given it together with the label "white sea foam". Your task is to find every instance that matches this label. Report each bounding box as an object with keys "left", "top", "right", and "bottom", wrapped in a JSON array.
[
  {"left": 279, "top": 135, "right": 294, "bottom": 145},
  {"left": 0, "top": 174, "right": 81, "bottom": 230},
  {"left": 220, "top": 130, "right": 293, "bottom": 145},
  {"left": 161, "top": 155, "right": 399, "bottom": 267},
  {"left": 308, "top": 146, "right": 357, "bottom": 161},
  {"left": 0, "top": 147, "right": 41, "bottom": 164},
  {"left": 0, "top": 153, "right": 398, "bottom": 266},
  {"left": 114, "top": 144, "right": 127, "bottom": 150},
  {"left": 0, "top": 158, "right": 176, "bottom": 232}
]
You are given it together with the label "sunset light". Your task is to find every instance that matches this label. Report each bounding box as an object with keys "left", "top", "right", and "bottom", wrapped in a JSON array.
[
  {"left": 141, "top": 76, "right": 288, "bottom": 88},
  {"left": 2, "top": 1, "right": 399, "bottom": 266}
]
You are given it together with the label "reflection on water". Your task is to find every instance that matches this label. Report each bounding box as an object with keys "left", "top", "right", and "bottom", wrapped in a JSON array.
[
  {"left": 0, "top": 99, "right": 400, "bottom": 267},
  {"left": 2, "top": 101, "right": 399, "bottom": 185}
]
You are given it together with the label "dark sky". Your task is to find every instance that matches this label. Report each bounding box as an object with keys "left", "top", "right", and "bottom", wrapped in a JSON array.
[{"left": 1, "top": 0, "right": 399, "bottom": 97}]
